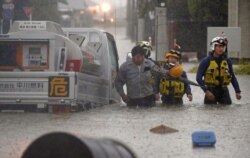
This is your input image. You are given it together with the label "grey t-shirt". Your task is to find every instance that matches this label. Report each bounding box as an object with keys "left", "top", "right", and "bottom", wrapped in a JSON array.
[{"left": 115, "top": 59, "right": 155, "bottom": 99}]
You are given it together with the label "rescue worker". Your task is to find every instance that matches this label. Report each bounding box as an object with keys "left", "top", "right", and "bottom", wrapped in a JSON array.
[
  {"left": 115, "top": 45, "right": 160, "bottom": 107},
  {"left": 136, "top": 41, "right": 158, "bottom": 86},
  {"left": 154, "top": 50, "right": 193, "bottom": 105},
  {"left": 196, "top": 36, "right": 241, "bottom": 105}
]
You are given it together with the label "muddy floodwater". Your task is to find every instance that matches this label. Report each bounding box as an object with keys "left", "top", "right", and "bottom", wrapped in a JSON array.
[
  {"left": 0, "top": 27, "right": 250, "bottom": 158},
  {"left": 1, "top": 74, "right": 250, "bottom": 158}
]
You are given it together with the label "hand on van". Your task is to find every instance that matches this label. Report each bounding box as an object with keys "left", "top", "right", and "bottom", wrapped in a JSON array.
[{"left": 121, "top": 94, "right": 130, "bottom": 103}]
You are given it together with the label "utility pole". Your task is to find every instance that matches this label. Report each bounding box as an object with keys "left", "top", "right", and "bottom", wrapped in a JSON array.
[
  {"left": 155, "top": 1, "right": 168, "bottom": 61},
  {"left": 137, "top": 18, "right": 144, "bottom": 41},
  {"left": 131, "top": 0, "right": 137, "bottom": 42},
  {"left": 126, "top": 0, "right": 131, "bottom": 37}
]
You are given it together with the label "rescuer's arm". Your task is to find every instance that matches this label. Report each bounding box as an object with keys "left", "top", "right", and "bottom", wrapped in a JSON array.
[
  {"left": 196, "top": 57, "right": 210, "bottom": 92},
  {"left": 196, "top": 57, "right": 215, "bottom": 101},
  {"left": 227, "top": 59, "right": 241, "bottom": 100},
  {"left": 183, "top": 71, "right": 192, "bottom": 101}
]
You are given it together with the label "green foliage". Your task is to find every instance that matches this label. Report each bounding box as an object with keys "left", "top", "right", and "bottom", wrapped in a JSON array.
[
  {"left": 186, "top": 0, "right": 228, "bottom": 58},
  {"left": 235, "top": 64, "right": 250, "bottom": 75},
  {"left": 238, "top": 58, "right": 249, "bottom": 65},
  {"left": 135, "top": 0, "right": 228, "bottom": 59},
  {"left": 187, "top": 0, "right": 228, "bottom": 22},
  {"left": 136, "top": 0, "right": 190, "bottom": 19},
  {"left": 31, "top": 0, "right": 68, "bottom": 23},
  {"left": 166, "top": 0, "right": 190, "bottom": 20},
  {"left": 137, "top": 0, "right": 157, "bottom": 18}
]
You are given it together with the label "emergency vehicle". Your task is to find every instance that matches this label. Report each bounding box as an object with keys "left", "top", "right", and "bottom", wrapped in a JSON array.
[{"left": 0, "top": 21, "right": 120, "bottom": 112}]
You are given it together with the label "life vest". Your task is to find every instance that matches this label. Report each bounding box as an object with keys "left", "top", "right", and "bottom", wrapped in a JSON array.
[
  {"left": 159, "top": 78, "right": 185, "bottom": 97},
  {"left": 204, "top": 60, "right": 231, "bottom": 86}
]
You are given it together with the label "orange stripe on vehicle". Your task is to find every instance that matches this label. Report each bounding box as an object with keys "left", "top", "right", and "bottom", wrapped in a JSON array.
[{"left": 16, "top": 43, "right": 23, "bottom": 66}]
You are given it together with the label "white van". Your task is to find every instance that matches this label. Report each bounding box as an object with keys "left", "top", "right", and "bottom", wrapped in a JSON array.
[{"left": 0, "top": 21, "right": 120, "bottom": 112}]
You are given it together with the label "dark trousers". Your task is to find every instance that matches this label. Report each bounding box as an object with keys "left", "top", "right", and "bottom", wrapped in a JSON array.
[
  {"left": 127, "top": 94, "right": 155, "bottom": 107},
  {"left": 161, "top": 96, "right": 183, "bottom": 105},
  {"left": 204, "top": 86, "right": 232, "bottom": 105}
]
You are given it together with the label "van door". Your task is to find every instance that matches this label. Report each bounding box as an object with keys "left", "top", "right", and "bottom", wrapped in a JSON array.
[{"left": 106, "top": 33, "right": 120, "bottom": 103}]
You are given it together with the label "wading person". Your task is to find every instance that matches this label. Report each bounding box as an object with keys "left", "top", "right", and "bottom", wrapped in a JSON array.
[
  {"left": 115, "top": 45, "right": 160, "bottom": 107},
  {"left": 154, "top": 50, "right": 192, "bottom": 105},
  {"left": 196, "top": 36, "right": 241, "bottom": 105}
]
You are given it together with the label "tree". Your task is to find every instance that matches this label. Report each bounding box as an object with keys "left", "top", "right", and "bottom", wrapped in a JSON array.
[
  {"left": 134, "top": 0, "right": 228, "bottom": 58},
  {"left": 187, "top": 0, "right": 228, "bottom": 58},
  {"left": 137, "top": 0, "right": 155, "bottom": 18},
  {"left": 166, "top": 0, "right": 191, "bottom": 20},
  {"left": 188, "top": 0, "right": 228, "bottom": 23}
]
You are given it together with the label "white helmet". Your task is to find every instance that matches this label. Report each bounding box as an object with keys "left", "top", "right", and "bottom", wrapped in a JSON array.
[
  {"left": 210, "top": 36, "right": 227, "bottom": 51},
  {"left": 137, "top": 41, "right": 152, "bottom": 58}
]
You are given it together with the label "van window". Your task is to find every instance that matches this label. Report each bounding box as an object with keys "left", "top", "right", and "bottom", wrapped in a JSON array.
[
  {"left": 68, "top": 33, "right": 87, "bottom": 47},
  {"left": 0, "top": 41, "right": 49, "bottom": 71},
  {"left": 89, "top": 32, "right": 100, "bottom": 43},
  {"left": 0, "top": 43, "right": 17, "bottom": 66}
]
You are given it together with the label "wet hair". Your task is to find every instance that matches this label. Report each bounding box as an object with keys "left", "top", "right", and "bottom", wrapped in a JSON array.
[{"left": 131, "top": 45, "right": 146, "bottom": 57}]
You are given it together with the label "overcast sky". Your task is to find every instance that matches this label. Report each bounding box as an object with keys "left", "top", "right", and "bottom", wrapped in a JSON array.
[{"left": 60, "top": 0, "right": 126, "bottom": 9}]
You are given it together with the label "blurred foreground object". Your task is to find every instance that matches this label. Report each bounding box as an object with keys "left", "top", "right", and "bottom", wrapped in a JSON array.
[{"left": 22, "top": 132, "right": 137, "bottom": 158}]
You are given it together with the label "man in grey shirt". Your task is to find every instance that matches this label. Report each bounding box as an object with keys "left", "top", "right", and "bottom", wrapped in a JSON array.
[{"left": 115, "top": 45, "right": 160, "bottom": 107}]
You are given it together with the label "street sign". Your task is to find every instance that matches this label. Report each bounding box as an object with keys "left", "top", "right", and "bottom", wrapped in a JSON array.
[
  {"left": 18, "top": 21, "right": 47, "bottom": 31},
  {"left": 2, "top": 9, "right": 13, "bottom": 20},
  {"left": 2, "top": 3, "right": 15, "bottom": 10},
  {"left": 3, "top": 0, "right": 13, "bottom": 3},
  {"left": 23, "top": 6, "right": 32, "bottom": 17},
  {"left": 2, "top": 1, "right": 15, "bottom": 20}
]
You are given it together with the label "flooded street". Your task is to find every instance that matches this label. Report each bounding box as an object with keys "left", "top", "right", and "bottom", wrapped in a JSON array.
[{"left": 0, "top": 27, "right": 250, "bottom": 158}]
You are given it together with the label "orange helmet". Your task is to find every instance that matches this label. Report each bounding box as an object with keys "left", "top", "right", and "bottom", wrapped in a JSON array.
[{"left": 169, "top": 64, "right": 183, "bottom": 78}]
